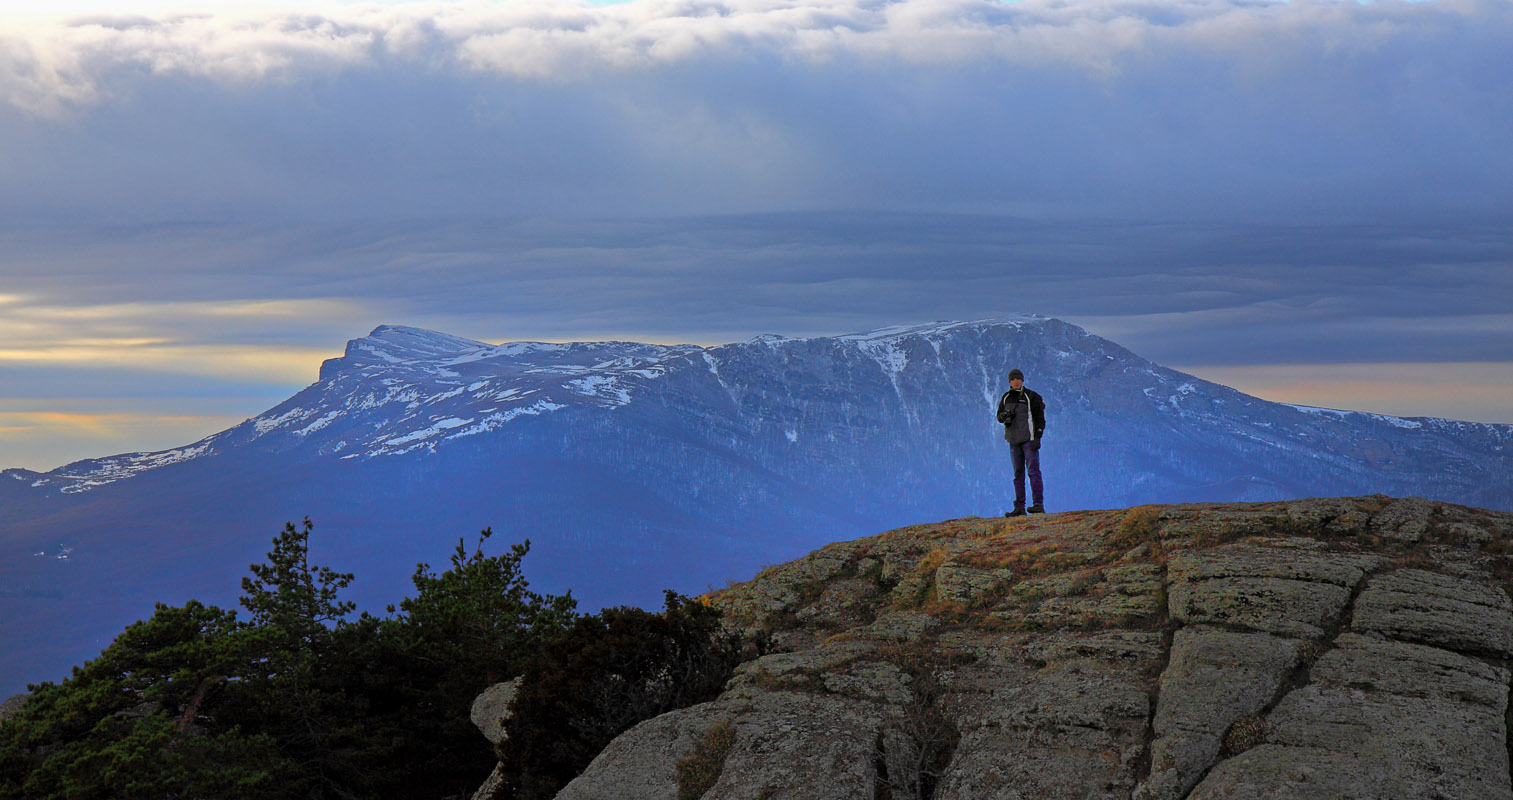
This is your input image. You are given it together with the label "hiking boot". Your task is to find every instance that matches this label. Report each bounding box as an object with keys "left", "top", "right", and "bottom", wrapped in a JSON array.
[
  {"left": 1005, "top": 507, "right": 1027, "bottom": 518},
  {"left": 1026, "top": 504, "right": 1046, "bottom": 514}
]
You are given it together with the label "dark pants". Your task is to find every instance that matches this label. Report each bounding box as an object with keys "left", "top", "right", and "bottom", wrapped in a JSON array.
[{"left": 1010, "top": 441, "right": 1043, "bottom": 508}]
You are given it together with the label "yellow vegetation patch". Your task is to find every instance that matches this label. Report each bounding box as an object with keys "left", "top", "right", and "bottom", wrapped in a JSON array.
[{"left": 676, "top": 721, "right": 737, "bottom": 800}]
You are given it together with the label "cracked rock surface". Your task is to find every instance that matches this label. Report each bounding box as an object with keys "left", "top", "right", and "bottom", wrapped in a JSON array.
[
  {"left": 1188, "top": 633, "right": 1511, "bottom": 799},
  {"left": 935, "top": 630, "right": 1160, "bottom": 800},
  {"left": 1165, "top": 539, "right": 1381, "bottom": 638},
  {"left": 1352, "top": 568, "right": 1513, "bottom": 657},
  {"left": 470, "top": 496, "right": 1513, "bottom": 800},
  {"left": 1136, "top": 627, "right": 1301, "bottom": 800}
]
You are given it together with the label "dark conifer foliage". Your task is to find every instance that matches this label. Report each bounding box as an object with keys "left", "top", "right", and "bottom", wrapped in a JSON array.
[
  {"left": 0, "top": 518, "right": 619, "bottom": 800},
  {"left": 0, "top": 601, "right": 287, "bottom": 799},
  {"left": 495, "top": 592, "right": 747, "bottom": 800},
  {"left": 393, "top": 530, "right": 579, "bottom": 689},
  {"left": 240, "top": 518, "right": 356, "bottom": 643}
]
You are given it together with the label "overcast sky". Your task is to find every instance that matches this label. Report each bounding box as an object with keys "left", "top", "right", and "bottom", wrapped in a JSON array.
[{"left": 1, "top": 0, "right": 1510, "bottom": 470}]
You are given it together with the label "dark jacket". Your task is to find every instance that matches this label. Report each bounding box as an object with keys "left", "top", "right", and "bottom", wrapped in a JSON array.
[{"left": 996, "top": 387, "right": 1045, "bottom": 445}]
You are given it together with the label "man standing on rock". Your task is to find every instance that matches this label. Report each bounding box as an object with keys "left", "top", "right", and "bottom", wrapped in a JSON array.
[{"left": 997, "top": 368, "right": 1046, "bottom": 517}]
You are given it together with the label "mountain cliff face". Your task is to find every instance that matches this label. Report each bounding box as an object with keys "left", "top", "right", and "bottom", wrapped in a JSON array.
[
  {"left": 540, "top": 496, "right": 1513, "bottom": 800},
  {"left": 1, "top": 316, "right": 1510, "bottom": 694}
]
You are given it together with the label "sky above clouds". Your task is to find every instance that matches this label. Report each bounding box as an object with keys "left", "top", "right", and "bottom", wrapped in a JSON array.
[{"left": 1, "top": 0, "right": 1510, "bottom": 469}]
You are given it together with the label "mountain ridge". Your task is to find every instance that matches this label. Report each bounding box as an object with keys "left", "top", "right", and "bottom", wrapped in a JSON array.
[
  {"left": 6, "top": 313, "right": 1506, "bottom": 494},
  {"left": 1, "top": 315, "right": 1510, "bottom": 696},
  {"left": 4, "top": 315, "right": 1066, "bottom": 491}
]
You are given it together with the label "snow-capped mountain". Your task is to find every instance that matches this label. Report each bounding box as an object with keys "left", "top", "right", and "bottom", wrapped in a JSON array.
[{"left": 2, "top": 315, "right": 1510, "bottom": 694}]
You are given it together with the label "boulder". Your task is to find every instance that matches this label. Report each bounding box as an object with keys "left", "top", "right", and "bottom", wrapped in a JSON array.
[
  {"left": 935, "top": 563, "right": 1014, "bottom": 604},
  {"left": 795, "top": 578, "right": 877, "bottom": 626},
  {"left": 699, "top": 691, "right": 887, "bottom": 799},
  {"left": 470, "top": 677, "right": 523, "bottom": 746},
  {"left": 854, "top": 610, "right": 941, "bottom": 642},
  {"left": 936, "top": 631, "right": 1162, "bottom": 800},
  {"left": 560, "top": 690, "right": 888, "bottom": 800},
  {"left": 556, "top": 701, "right": 737, "bottom": 800},
  {"left": 0, "top": 693, "right": 27, "bottom": 724},
  {"left": 1369, "top": 496, "right": 1433, "bottom": 543},
  {"left": 1001, "top": 563, "right": 1165, "bottom": 628}
]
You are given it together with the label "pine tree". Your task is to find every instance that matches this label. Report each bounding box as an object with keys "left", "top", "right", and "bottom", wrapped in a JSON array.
[
  {"left": 394, "top": 530, "right": 577, "bottom": 685},
  {"left": 239, "top": 517, "right": 356, "bottom": 647},
  {"left": 0, "top": 601, "right": 287, "bottom": 800}
]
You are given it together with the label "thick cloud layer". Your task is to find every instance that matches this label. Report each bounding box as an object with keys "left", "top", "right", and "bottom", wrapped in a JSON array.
[
  {"left": 4, "top": 214, "right": 1509, "bottom": 363},
  {"left": 1, "top": 0, "right": 1510, "bottom": 221}
]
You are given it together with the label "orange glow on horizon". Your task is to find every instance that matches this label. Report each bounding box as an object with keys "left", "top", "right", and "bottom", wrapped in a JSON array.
[{"left": 1176, "top": 362, "right": 1513, "bottom": 425}]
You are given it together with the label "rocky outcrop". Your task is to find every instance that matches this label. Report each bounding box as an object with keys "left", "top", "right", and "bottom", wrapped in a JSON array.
[
  {"left": 0, "top": 693, "right": 27, "bottom": 725},
  {"left": 474, "top": 496, "right": 1513, "bottom": 799},
  {"left": 1165, "top": 539, "right": 1381, "bottom": 638},
  {"left": 471, "top": 678, "right": 523, "bottom": 746},
  {"left": 1351, "top": 568, "right": 1513, "bottom": 656}
]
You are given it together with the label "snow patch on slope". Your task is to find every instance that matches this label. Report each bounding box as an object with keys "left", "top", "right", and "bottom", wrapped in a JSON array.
[
  {"left": 447, "top": 400, "right": 568, "bottom": 439},
  {"left": 383, "top": 417, "right": 472, "bottom": 446},
  {"left": 839, "top": 315, "right": 1045, "bottom": 342},
  {"left": 55, "top": 443, "right": 214, "bottom": 494},
  {"left": 855, "top": 338, "right": 909, "bottom": 395},
  {"left": 254, "top": 408, "right": 308, "bottom": 434},
  {"left": 567, "top": 375, "right": 632, "bottom": 405},
  {"left": 297, "top": 411, "right": 343, "bottom": 436},
  {"left": 1288, "top": 404, "right": 1424, "bottom": 429}
]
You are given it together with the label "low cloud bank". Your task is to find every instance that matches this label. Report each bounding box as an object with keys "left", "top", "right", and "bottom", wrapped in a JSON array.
[{"left": 4, "top": 214, "right": 1508, "bottom": 367}]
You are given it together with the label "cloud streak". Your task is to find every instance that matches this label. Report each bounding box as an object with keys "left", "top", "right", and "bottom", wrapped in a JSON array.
[
  {"left": 4, "top": 214, "right": 1509, "bottom": 365},
  {"left": 0, "top": 293, "right": 370, "bottom": 376},
  {"left": 0, "top": 402, "right": 260, "bottom": 471},
  {"left": 1175, "top": 362, "right": 1513, "bottom": 424}
]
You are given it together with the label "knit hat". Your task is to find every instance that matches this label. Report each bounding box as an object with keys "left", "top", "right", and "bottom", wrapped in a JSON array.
[{"left": 1008, "top": 368, "right": 1024, "bottom": 381}]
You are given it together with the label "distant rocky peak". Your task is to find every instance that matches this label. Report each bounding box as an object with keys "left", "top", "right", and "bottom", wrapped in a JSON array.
[
  {"left": 322, "top": 324, "right": 712, "bottom": 381},
  {"left": 743, "top": 313, "right": 1054, "bottom": 349},
  {"left": 330, "top": 315, "right": 1069, "bottom": 380},
  {"left": 836, "top": 313, "right": 1051, "bottom": 343},
  {"left": 357, "top": 324, "right": 489, "bottom": 361},
  {"left": 318, "top": 325, "right": 488, "bottom": 378}
]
